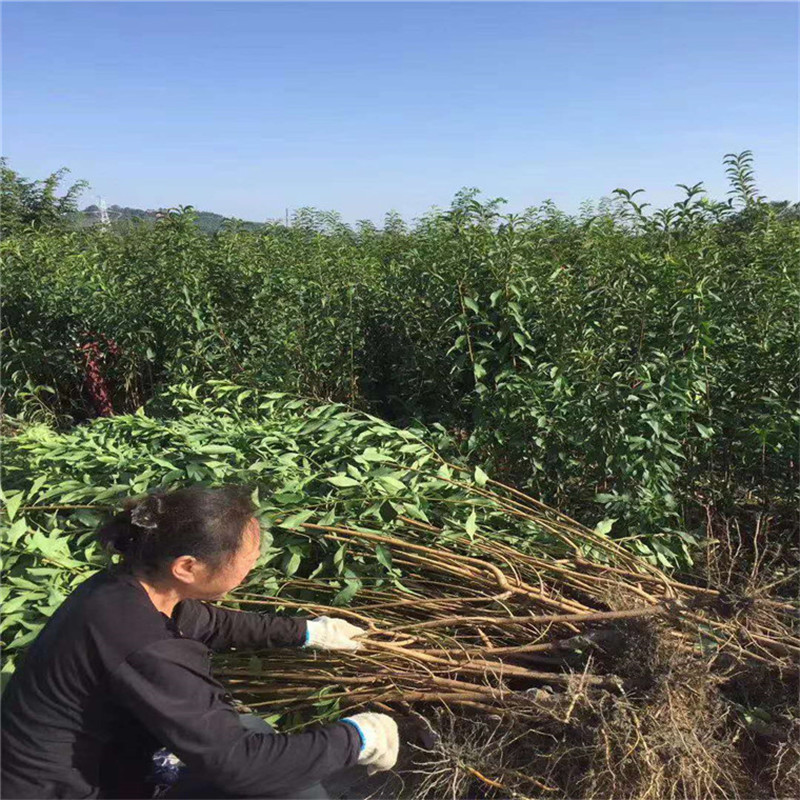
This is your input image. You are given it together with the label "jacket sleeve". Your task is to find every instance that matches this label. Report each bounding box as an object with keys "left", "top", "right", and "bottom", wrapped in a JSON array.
[
  {"left": 173, "top": 600, "right": 308, "bottom": 651},
  {"left": 109, "top": 639, "right": 362, "bottom": 797}
]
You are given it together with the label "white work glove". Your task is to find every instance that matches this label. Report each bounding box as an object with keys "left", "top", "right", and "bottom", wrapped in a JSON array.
[
  {"left": 304, "top": 616, "right": 365, "bottom": 651},
  {"left": 341, "top": 712, "right": 399, "bottom": 775}
]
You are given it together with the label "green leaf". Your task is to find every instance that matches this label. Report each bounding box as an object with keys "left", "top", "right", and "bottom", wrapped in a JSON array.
[
  {"left": 196, "top": 444, "right": 238, "bottom": 455},
  {"left": 317, "top": 509, "right": 337, "bottom": 526},
  {"left": 474, "top": 466, "right": 488, "bottom": 487},
  {"left": 326, "top": 475, "right": 361, "bottom": 488},
  {"left": 332, "top": 580, "right": 360, "bottom": 606},
  {"left": 694, "top": 422, "right": 714, "bottom": 439},
  {"left": 278, "top": 509, "right": 314, "bottom": 530},
  {"left": 465, "top": 510, "right": 477, "bottom": 539},
  {"left": 333, "top": 543, "right": 348, "bottom": 571},
  {"left": 284, "top": 550, "right": 302, "bottom": 576},
  {"left": 595, "top": 493, "right": 617, "bottom": 504},
  {"left": 377, "top": 475, "right": 406, "bottom": 493},
  {"left": 273, "top": 491, "right": 305, "bottom": 505},
  {"left": 594, "top": 518, "right": 617, "bottom": 537},
  {"left": 8, "top": 625, "right": 44, "bottom": 650},
  {"left": 375, "top": 544, "right": 393, "bottom": 570},
  {"left": 29, "top": 475, "right": 48, "bottom": 498},
  {"left": 646, "top": 419, "right": 662, "bottom": 437},
  {"left": 359, "top": 448, "right": 388, "bottom": 462},
  {"left": 4, "top": 492, "right": 24, "bottom": 523},
  {"left": 463, "top": 297, "right": 479, "bottom": 313},
  {"left": 5, "top": 518, "right": 28, "bottom": 546}
]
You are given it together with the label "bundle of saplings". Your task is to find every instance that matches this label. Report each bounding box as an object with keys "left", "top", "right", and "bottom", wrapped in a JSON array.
[{"left": 2, "top": 382, "right": 798, "bottom": 799}]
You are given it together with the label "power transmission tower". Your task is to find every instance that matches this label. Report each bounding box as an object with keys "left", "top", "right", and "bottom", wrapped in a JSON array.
[
  {"left": 90, "top": 197, "right": 121, "bottom": 228},
  {"left": 98, "top": 197, "right": 110, "bottom": 227}
]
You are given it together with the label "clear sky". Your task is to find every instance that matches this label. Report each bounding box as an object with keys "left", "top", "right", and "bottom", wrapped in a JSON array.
[{"left": 2, "top": 1, "right": 797, "bottom": 224}]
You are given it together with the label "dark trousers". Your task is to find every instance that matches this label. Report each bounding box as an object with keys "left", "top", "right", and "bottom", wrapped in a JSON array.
[{"left": 163, "top": 714, "right": 330, "bottom": 799}]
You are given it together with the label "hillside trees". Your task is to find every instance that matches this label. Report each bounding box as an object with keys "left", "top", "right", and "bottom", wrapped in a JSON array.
[{"left": 0, "top": 159, "right": 88, "bottom": 237}]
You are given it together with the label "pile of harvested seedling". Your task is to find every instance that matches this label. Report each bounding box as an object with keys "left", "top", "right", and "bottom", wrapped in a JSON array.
[
  {"left": 4, "top": 389, "right": 797, "bottom": 797},
  {"left": 217, "top": 481, "right": 800, "bottom": 799}
]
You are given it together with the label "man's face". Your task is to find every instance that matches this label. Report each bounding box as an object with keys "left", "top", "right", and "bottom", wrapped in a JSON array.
[{"left": 189, "top": 517, "right": 262, "bottom": 600}]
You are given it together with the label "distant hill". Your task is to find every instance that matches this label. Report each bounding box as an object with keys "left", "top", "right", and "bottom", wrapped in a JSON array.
[{"left": 79, "top": 204, "right": 266, "bottom": 234}]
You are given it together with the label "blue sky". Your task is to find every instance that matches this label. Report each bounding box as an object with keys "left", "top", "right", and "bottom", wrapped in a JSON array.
[{"left": 2, "top": 1, "right": 797, "bottom": 223}]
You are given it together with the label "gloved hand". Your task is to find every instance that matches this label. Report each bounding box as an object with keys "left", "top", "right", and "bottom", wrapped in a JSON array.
[
  {"left": 340, "top": 712, "right": 399, "bottom": 775},
  {"left": 304, "top": 616, "right": 365, "bottom": 651}
]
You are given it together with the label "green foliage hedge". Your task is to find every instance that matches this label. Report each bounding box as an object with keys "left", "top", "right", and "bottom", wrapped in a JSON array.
[{"left": 2, "top": 154, "right": 798, "bottom": 552}]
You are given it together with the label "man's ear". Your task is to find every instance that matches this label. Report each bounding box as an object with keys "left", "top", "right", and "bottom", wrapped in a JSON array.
[{"left": 171, "top": 555, "right": 201, "bottom": 585}]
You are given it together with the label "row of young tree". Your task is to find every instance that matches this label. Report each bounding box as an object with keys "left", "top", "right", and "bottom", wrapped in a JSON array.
[{"left": 2, "top": 153, "right": 797, "bottom": 571}]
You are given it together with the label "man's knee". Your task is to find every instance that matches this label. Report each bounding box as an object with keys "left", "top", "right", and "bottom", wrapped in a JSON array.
[{"left": 236, "top": 714, "right": 331, "bottom": 799}]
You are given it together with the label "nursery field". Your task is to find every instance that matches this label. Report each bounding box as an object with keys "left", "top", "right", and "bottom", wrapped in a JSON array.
[{"left": 1, "top": 153, "right": 799, "bottom": 798}]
